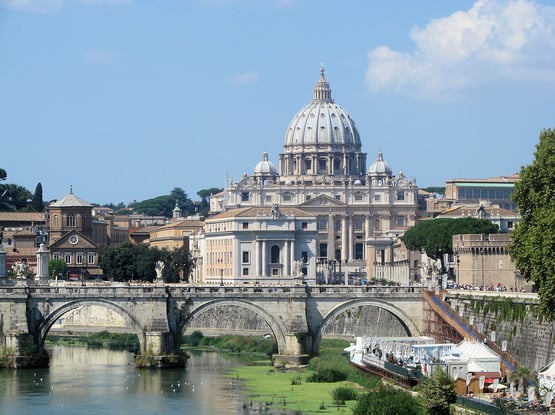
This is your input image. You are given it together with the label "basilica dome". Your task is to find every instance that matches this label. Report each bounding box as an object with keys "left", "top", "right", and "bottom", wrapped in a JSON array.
[
  {"left": 254, "top": 151, "right": 277, "bottom": 177},
  {"left": 368, "top": 151, "right": 392, "bottom": 176},
  {"left": 283, "top": 68, "right": 361, "bottom": 151}
]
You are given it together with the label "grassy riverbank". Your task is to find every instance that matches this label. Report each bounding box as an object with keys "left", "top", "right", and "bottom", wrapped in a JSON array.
[{"left": 230, "top": 339, "right": 380, "bottom": 415}]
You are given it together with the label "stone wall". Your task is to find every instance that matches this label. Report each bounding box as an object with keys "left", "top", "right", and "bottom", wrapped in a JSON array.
[{"left": 444, "top": 292, "right": 555, "bottom": 372}]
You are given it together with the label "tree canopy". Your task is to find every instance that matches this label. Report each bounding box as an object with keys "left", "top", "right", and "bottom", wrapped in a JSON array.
[
  {"left": 32, "top": 182, "right": 44, "bottom": 212},
  {"left": 352, "top": 385, "right": 422, "bottom": 415},
  {"left": 99, "top": 242, "right": 191, "bottom": 282},
  {"left": 418, "top": 366, "right": 457, "bottom": 415},
  {"left": 403, "top": 217, "right": 498, "bottom": 272},
  {"left": 510, "top": 128, "right": 555, "bottom": 319}
]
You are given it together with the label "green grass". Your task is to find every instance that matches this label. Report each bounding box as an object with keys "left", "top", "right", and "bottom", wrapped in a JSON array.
[
  {"left": 230, "top": 339, "right": 380, "bottom": 414},
  {"left": 231, "top": 365, "right": 358, "bottom": 414}
]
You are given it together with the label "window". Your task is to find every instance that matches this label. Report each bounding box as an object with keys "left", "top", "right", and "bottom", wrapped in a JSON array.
[
  {"left": 283, "top": 193, "right": 292, "bottom": 202},
  {"left": 397, "top": 192, "right": 405, "bottom": 201},
  {"left": 271, "top": 245, "right": 280, "bottom": 264},
  {"left": 53, "top": 215, "right": 58, "bottom": 227},
  {"left": 335, "top": 219, "right": 341, "bottom": 232},
  {"left": 304, "top": 159, "right": 312, "bottom": 172},
  {"left": 396, "top": 216, "right": 405, "bottom": 226},
  {"left": 354, "top": 192, "right": 363, "bottom": 201},
  {"left": 265, "top": 195, "right": 272, "bottom": 202},
  {"left": 319, "top": 243, "right": 328, "bottom": 258},
  {"left": 241, "top": 192, "right": 249, "bottom": 202},
  {"left": 318, "top": 159, "right": 327, "bottom": 173},
  {"left": 354, "top": 217, "right": 364, "bottom": 231},
  {"left": 242, "top": 268, "right": 249, "bottom": 276},
  {"left": 242, "top": 251, "right": 250, "bottom": 264},
  {"left": 88, "top": 252, "right": 95, "bottom": 264},
  {"left": 305, "top": 195, "right": 311, "bottom": 201},
  {"left": 301, "top": 222, "right": 308, "bottom": 230},
  {"left": 53, "top": 253, "right": 60, "bottom": 260},
  {"left": 76, "top": 253, "right": 83, "bottom": 265},
  {"left": 318, "top": 217, "right": 328, "bottom": 231},
  {"left": 374, "top": 194, "right": 381, "bottom": 201},
  {"left": 64, "top": 253, "right": 72, "bottom": 264},
  {"left": 66, "top": 214, "right": 75, "bottom": 227},
  {"left": 355, "top": 243, "right": 364, "bottom": 260},
  {"left": 301, "top": 251, "right": 308, "bottom": 263},
  {"left": 242, "top": 222, "right": 249, "bottom": 229},
  {"left": 335, "top": 195, "right": 341, "bottom": 201},
  {"left": 507, "top": 221, "right": 514, "bottom": 229}
]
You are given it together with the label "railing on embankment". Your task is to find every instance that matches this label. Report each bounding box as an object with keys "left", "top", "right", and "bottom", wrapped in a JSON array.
[{"left": 422, "top": 290, "right": 518, "bottom": 373}]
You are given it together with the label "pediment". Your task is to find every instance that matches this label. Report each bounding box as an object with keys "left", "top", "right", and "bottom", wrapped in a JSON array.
[
  {"left": 49, "top": 230, "right": 97, "bottom": 250},
  {"left": 300, "top": 194, "right": 347, "bottom": 208}
]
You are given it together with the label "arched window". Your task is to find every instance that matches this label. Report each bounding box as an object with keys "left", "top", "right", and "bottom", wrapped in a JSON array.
[
  {"left": 67, "top": 214, "right": 75, "bottom": 227},
  {"left": 271, "top": 245, "right": 280, "bottom": 264},
  {"left": 53, "top": 215, "right": 58, "bottom": 227}
]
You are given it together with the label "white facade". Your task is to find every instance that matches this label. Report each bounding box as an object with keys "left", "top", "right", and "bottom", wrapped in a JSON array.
[
  {"left": 210, "top": 68, "right": 418, "bottom": 283},
  {"left": 204, "top": 206, "right": 317, "bottom": 285}
]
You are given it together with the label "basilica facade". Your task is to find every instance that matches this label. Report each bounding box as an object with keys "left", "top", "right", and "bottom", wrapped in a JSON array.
[{"left": 207, "top": 68, "right": 418, "bottom": 284}]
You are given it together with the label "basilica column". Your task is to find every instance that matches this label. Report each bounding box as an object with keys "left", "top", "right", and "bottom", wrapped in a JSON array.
[
  {"left": 327, "top": 211, "right": 334, "bottom": 260},
  {"left": 284, "top": 240, "right": 290, "bottom": 276},
  {"left": 341, "top": 216, "right": 348, "bottom": 261},
  {"left": 348, "top": 215, "right": 354, "bottom": 260},
  {"left": 262, "top": 240, "right": 267, "bottom": 277},
  {"left": 290, "top": 240, "right": 296, "bottom": 274}
]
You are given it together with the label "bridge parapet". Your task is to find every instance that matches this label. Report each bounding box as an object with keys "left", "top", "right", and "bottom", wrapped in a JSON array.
[{"left": 167, "top": 284, "right": 307, "bottom": 297}]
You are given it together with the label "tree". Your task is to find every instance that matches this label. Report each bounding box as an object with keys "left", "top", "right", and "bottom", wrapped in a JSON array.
[
  {"left": 197, "top": 187, "right": 223, "bottom": 216},
  {"left": 0, "top": 184, "right": 33, "bottom": 212},
  {"left": 99, "top": 242, "right": 160, "bottom": 282},
  {"left": 32, "top": 182, "right": 44, "bottom": 212},
  {"left": 403, "top": 217, "right": 498, "bottom": 272},
  {"left": 160, "top": 246, "right": 191, "bottom": 283},
  {"left": 509, "top": 365, "right": 534, "bottom": 393},
  {"left": 48, "top": 259, "right": 67, "bottom": 280},
  {"left": 0, "top": 168, "right": 6, "bottom": 181},
  {"left": 353, "top": 385, "right": 422, "bottom": 415},
  {"left": 510, "top": 129, "right": 555, "bottom": 319},
  {"left": 418, "top": 367, "right": 457, "bottom": 415}
]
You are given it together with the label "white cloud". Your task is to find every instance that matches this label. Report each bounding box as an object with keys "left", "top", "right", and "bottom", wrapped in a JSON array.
[
  {"left": 229, "top": 71, "right": 260, "bottom": 85},
  {"left": 366, "top": 0, "right": 555, "bottom": 98},
  {"left": 0, "top": 0, "right": 129, "bottom": 13},
  {"left": 81, "top": 48, "right": 121, "bottom": 64}
]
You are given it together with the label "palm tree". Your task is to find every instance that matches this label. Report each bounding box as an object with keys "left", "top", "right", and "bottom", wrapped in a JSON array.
[{"left": 510, "top": 366, "right": 534, "bottom": 393}]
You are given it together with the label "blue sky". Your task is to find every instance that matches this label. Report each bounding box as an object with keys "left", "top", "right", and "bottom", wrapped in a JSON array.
[{"left": 1, "top": 0, "right": 554, "bottom": 205}]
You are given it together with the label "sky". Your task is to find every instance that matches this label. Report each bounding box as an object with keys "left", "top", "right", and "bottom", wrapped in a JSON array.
[{"left": 1, "top": 0, "right": 555, "bottom": 206}]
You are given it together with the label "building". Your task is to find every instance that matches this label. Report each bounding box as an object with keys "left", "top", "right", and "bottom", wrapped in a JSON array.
[
  {"left": 204, "top": 206, "right": 317, "bottom": 285},
  {"left": 0, "top": 212, "right": 47, "bottom": 275},
  {"left": 427, "top": 174, "right": 519, "bottom": 213},
  {"left": 452, "top": 233, "right": 527, "bottom": 291},
  {"left": 210, "top": 68, "right": 418, "bottom": 283}
]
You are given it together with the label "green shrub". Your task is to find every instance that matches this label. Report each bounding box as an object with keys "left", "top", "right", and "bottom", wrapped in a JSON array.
[
  {"left": 306, "top": 368, "right": 347, "bottom": 383},
  {"left": 332, "top": 385, "right": 358, "bottom": 404}
]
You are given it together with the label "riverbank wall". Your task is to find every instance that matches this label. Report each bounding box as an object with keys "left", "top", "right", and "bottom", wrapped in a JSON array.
[{"left": 444, "top": 291, "right": 555, "bottom": 372}]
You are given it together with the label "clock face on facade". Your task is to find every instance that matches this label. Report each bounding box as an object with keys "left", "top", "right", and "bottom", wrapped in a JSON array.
[{"left": 69, "top": 235, "right": 79, "bottom": 245}]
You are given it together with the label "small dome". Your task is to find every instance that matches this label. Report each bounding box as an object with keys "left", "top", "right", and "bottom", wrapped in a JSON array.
[
  {"left": 254, "top": 151, "right": 277, "bottom": 177},
  {"left": 368, "top": 151, "right": 392, "bottom": 176}
]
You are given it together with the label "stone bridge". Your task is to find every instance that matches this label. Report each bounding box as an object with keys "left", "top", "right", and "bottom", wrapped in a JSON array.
[{"left": 0, "top": 282, "right": 425, "bottom": 366}]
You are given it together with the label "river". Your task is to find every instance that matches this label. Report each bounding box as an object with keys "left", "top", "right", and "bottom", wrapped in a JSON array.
[{"left": 0, "top": 345, "right": 256, "bottom": 415}]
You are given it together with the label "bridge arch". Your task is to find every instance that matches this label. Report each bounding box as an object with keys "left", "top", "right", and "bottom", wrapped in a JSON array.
[
  {"left": 181, "top": 299, "right": 288, "bottom": 354},
  {"left": 38, "top": 299, "right": 146, "bottom": 352},
  {"left": 313, "top": 298, "right": 422, "bottom": 353}
]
